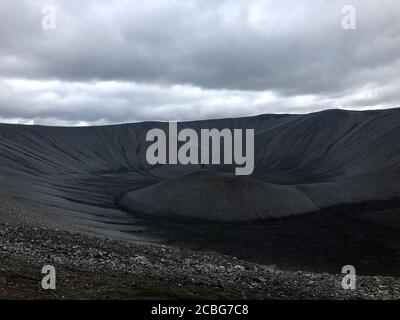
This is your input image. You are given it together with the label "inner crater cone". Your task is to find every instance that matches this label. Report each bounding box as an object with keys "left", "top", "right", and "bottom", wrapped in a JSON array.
[{"left": 118, "top": 170, "right": 317, "bottom": 221}]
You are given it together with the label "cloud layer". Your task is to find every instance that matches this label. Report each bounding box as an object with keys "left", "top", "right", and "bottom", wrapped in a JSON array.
[{"left": 0, "top": 0, "right": 399, "bottom": 125}]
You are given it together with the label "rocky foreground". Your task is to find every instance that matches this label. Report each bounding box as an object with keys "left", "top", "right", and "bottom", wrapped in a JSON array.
[{"left": 1, "top": 216, "right": 400, "bottom": 300}]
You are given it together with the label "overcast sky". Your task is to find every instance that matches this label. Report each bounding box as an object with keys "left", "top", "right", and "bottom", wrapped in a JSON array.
[{"left": 0, "top": 0, "right": 399, "bottom": 125}]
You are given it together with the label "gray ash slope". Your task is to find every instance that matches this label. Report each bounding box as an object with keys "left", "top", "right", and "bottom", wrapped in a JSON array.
[{"left": 1, "top": 108, "right": 400, "bottom": 231}]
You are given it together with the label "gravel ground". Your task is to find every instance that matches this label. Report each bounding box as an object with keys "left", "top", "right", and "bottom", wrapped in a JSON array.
[{"left": 1, "top": 218, "right": 400, "bottom": 300}]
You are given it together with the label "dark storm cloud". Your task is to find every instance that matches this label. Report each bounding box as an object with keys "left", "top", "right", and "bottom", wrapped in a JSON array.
[{"left": 0, "top": 0, "right": 399, "bottom": 124}]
